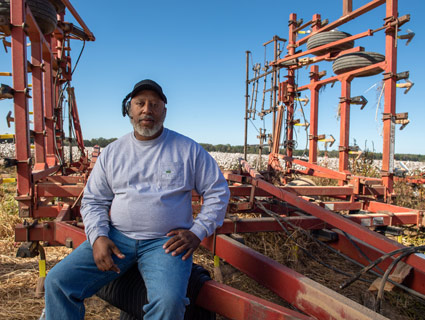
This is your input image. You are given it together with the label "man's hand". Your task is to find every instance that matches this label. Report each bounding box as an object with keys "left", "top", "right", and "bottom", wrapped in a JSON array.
[
  {"left": 163, "top": 229, "right": 201, "bottom": 261},
  {"left": 92, "top": 236, "right": 125, "bottom": 273}
]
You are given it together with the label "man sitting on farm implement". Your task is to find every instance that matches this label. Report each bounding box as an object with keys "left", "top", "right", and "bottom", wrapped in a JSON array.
[{"left": 43, "top": 79, "right": 230, "bottom": 320}]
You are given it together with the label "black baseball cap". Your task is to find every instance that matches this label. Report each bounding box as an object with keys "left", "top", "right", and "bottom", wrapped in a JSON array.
[{"left": 129, "top": 79, "right": 167, "bottom": 104}]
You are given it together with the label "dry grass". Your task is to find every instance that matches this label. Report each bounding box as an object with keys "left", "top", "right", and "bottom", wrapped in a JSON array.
[
  {"left": 1, "top": 164, "right": 425, "bottom": 319},
  {"left": 0, "top": 176, "right": 120, "bottom": 320},
  {"left": 241, "top": 226, "right": 425, "bottom": 319}
]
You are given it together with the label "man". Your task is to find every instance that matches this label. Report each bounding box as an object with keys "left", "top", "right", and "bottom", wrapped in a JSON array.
[{"left": 44, "top": 79, "right": 230, "bottom": 320}]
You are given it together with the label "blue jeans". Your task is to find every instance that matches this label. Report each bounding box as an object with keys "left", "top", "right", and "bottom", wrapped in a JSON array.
[{"left": 44, "top": 227, "right": 192, "bottom": 320}]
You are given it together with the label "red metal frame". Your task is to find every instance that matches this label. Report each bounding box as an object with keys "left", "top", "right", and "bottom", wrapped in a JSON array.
[
  {"left": 202, "top": 235, "right": 388, "bottom": 320},
  {"left": 7, "top": 0, "right": 423, "bottom": 319},
  {"left": 197, "top": 281, "right": 313, "bottom": 320},
  {"left": 261, "top": 0, "right": 400, "bottom": 199},
  {"left": 8, "top": 0, "right": 92, "bottom": 220}
]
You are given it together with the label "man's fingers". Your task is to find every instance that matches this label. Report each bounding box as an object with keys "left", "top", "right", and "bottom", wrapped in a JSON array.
[
  {"left": 182, "top": 248, "right": 194, "bottom": 261},
  {"left": 163, "top": 236, "right": 179, "bottom": 250},
  {"left": 166, "top": 230, "right": 179, "bottom": 237},
  {"left": 166, "top": 239, "right": 186, "bottom": 254},
  {"left": 110, "top": 244, "right": 125, "bottom": 259},
  {"left": 109, "top": 264, "right": 121, "bottom": 274},
  {"left": 170, "top": 241, "right": 189, "bottom": 256},
  {"left": 100, "top": 256, "right": 120, "bottom": 273}
]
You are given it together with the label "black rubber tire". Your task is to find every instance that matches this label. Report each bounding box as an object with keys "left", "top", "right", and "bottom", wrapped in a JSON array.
[
  {"left": 332, "top": 51, "right": 385, "bottom": 77},
  {"left": 96, "top": 263, "right": 216, "bottom": 320},
  {"left": 0, "top": 0, "right": 57, "bottom": 34},
  {"left": 306, "top": 30, "right": 354, "bottom": 56},
  {"left": 47, "top": 0, "right": 65, "bottom": 13}
]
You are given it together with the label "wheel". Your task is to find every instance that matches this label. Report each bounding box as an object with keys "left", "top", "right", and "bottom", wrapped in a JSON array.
[
  {"left": 287, "top": 177, "right": 316, "bottom": 187},
  {"left": 332, "top": 51, "right": 385, "bottom": 77},
  {"left": 47, "top": 0, "right": 65, "bottom": 13},
  {"left": 96, "top": 263, "right": 215, "bottom": 320},
  {"left": 0, "top": 0, "right": 57, "bottom": 34},
  {"left": 306, "top": 30, "right": 354, "bottom": 56}
]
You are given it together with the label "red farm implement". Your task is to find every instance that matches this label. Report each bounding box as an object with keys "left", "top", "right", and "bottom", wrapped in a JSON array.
[{"left": 2, "top": 0, "right": 424, "bottom": 319}]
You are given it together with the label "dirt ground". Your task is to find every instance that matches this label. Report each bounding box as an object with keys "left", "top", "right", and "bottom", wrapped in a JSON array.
[{"left": 1, "top": 179, "right": 425, "bottom": 319}]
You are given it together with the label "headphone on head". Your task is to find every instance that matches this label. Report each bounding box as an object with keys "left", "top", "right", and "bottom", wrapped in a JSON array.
[{"left": 122, "top": 93, "right": 132, "bottom": 118}]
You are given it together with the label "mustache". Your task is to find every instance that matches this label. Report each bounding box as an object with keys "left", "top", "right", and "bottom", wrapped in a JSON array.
[{"left": 137, "top": 116, "right": 155, "bottom": 121}]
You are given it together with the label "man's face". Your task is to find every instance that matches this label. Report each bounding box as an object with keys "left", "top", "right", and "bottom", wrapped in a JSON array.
[{"left": 129, "top": 90, "right": 167, "bottom": 140}]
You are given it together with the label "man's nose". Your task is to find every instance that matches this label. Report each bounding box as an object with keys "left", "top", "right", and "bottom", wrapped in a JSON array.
[{"left": 142, "top": 102, "right": 154, "bottom": 113}]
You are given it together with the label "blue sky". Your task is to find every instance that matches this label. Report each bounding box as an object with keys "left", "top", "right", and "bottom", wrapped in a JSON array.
[{"left": 0, "top": 0, "right": 424, "bottom": 154}]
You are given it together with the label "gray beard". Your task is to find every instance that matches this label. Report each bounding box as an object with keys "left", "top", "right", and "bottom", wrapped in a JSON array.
[{"left": 130, "top": 112, "right": 166, "bottom": 138}]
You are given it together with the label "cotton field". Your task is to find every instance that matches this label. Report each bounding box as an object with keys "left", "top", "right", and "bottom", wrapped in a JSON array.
[{"left": 1, "top": 142, "right": 424, "bottom": 173}]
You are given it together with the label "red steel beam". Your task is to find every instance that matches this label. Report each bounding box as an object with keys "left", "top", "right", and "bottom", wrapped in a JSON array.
[
  {"left": 230, "top": 185, "right": 355, "bottom": 197},
  {"left": 381, "top": 0, "right": 398, "bottom": 194},
  {"left": 322, "top": 201, "right": 363, "bottom": 211},
  {"left": 366, "top": 200, "right": 416, "bottom": 214},
  {"left": 197, "top": 281, "right": 312, "bottom": 320},
  {"left": 202, "top": 235, "right": 388, "bottom": 320},
  {"left": 32, "top": 165, "right": 61, "bottom": 182},
  {"left": 217, "top": 217, "right": 327, "bottom": 233},
  {"left": 26, "top": 7, "right": 48, "bottom": 171},
  {"left": 296, "top": 62, "right": 385, "bottom": 92},
  {"left": 222, "top": 210, "right": 420, "bottom": 232},
  {"left": 15, "top": 222, "right": 55, "bottom": 242},
  {"left": 252, "top": 177, "right": 425, "bottom": 271},
  {"left": 237, "top": 158, "right": 425, "bottom": 272},
  {"left": 280, "top": 155, "right": 348, "bottom": 180},
  {"left": 33, "top": 205, "right": 63, "bottom": 218},
  {"left": 11, "top": 0, "right": 32, "bottom": 216},
  {"left": 31, "top": 38, "right": 47, "bottom": 171},
  {"left": 15, "top": 210, "right": 421, "bottom": 243},
  {"left": 60, "top": 0, "right": 95, "bottom": 41},
  {"left": 339, "top": 78, "right": 352, "bottom": 173},
  {"left": 54, "top": 221, "right": 86, "bottom": 248},
  {"left": 36, "top": 183, "right": 83, "bottom": 197},
  {"left": 43, "top": 35, "right": 56, "bottom": 167},
  {"left": 68, "top": 87, "right": 85, "bottom": 153},
  {"left": 46, "top": 176, "right": 85, "bottom": 184},
  {"left": 295, "top": 0, "right": 386, "bottom": 47},
  {"left": 308, "top": 65, "right": 320, "bottom": 164},
  {"left": 285, "top": 14, "right": 296, "bottom": 164},
  {"left": 343, "top": 0, "right": 353, "bottom": 15},
  {"left": 365, "top": 201, "right": 424, "bottom": 228}
]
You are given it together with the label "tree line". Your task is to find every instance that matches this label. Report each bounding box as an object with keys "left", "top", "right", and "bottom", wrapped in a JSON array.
[
  {"left": 83, "top": 139, "right": 425, "bottom": 162},
  {"left": 2, "top": 136, "right": 423, "bottom": 162}
]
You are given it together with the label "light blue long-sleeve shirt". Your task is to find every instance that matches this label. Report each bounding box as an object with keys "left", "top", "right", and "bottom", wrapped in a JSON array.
[{"left": 80, "top": 128, "right": 230, "bottom": 246}]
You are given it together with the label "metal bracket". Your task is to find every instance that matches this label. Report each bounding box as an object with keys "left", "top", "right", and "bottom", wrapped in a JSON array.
[
  {"left": 382, "top": 113, "right": 393, "bottom": 121},
  {"left": 395, "top": 71, "right": 409, "bottom": 81},
  {"left": 418, "top": 211, "right": 424, "bottom": 228},
  {"left": 279, "top": 58, "right": 298, "bottom": 67},
  {"left": 350, "top": 96, "right": 368, "bottom": 110},
  {"left": 0, "top": 83, "right": 14, "bottom": 99},
  {"left": 16, "top": 241, "right": 39, "bottom": 258},
  {"left": 0, "top": 157, "right": 18, "bottom": 168},
  {"left": 339, "top": 145, "right": 359, "bottom": 152},
  {"left": 321, "top": 19, "right": 329, "bottom": 27},
  {"left": 11, "top": 22, "right": 29, "bottom": 30},
  {"left": 380, "top": 170, "right": 392, "bottom": 177},
  {"left": 383, "top": 112, "right": 409, "bottom": 129}
]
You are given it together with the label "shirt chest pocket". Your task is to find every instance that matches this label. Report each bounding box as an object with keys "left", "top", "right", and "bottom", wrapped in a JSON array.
[{"left": 159, "top": 162, "right": 184, "bottom": 188}]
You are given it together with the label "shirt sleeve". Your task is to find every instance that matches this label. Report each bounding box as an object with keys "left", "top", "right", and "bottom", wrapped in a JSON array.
[
  {"left": 189, "top": 146, "right": 230, "bottom": 241},
  {"left": 80, "top": 148, "right": 114, "bottom": 246}
]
